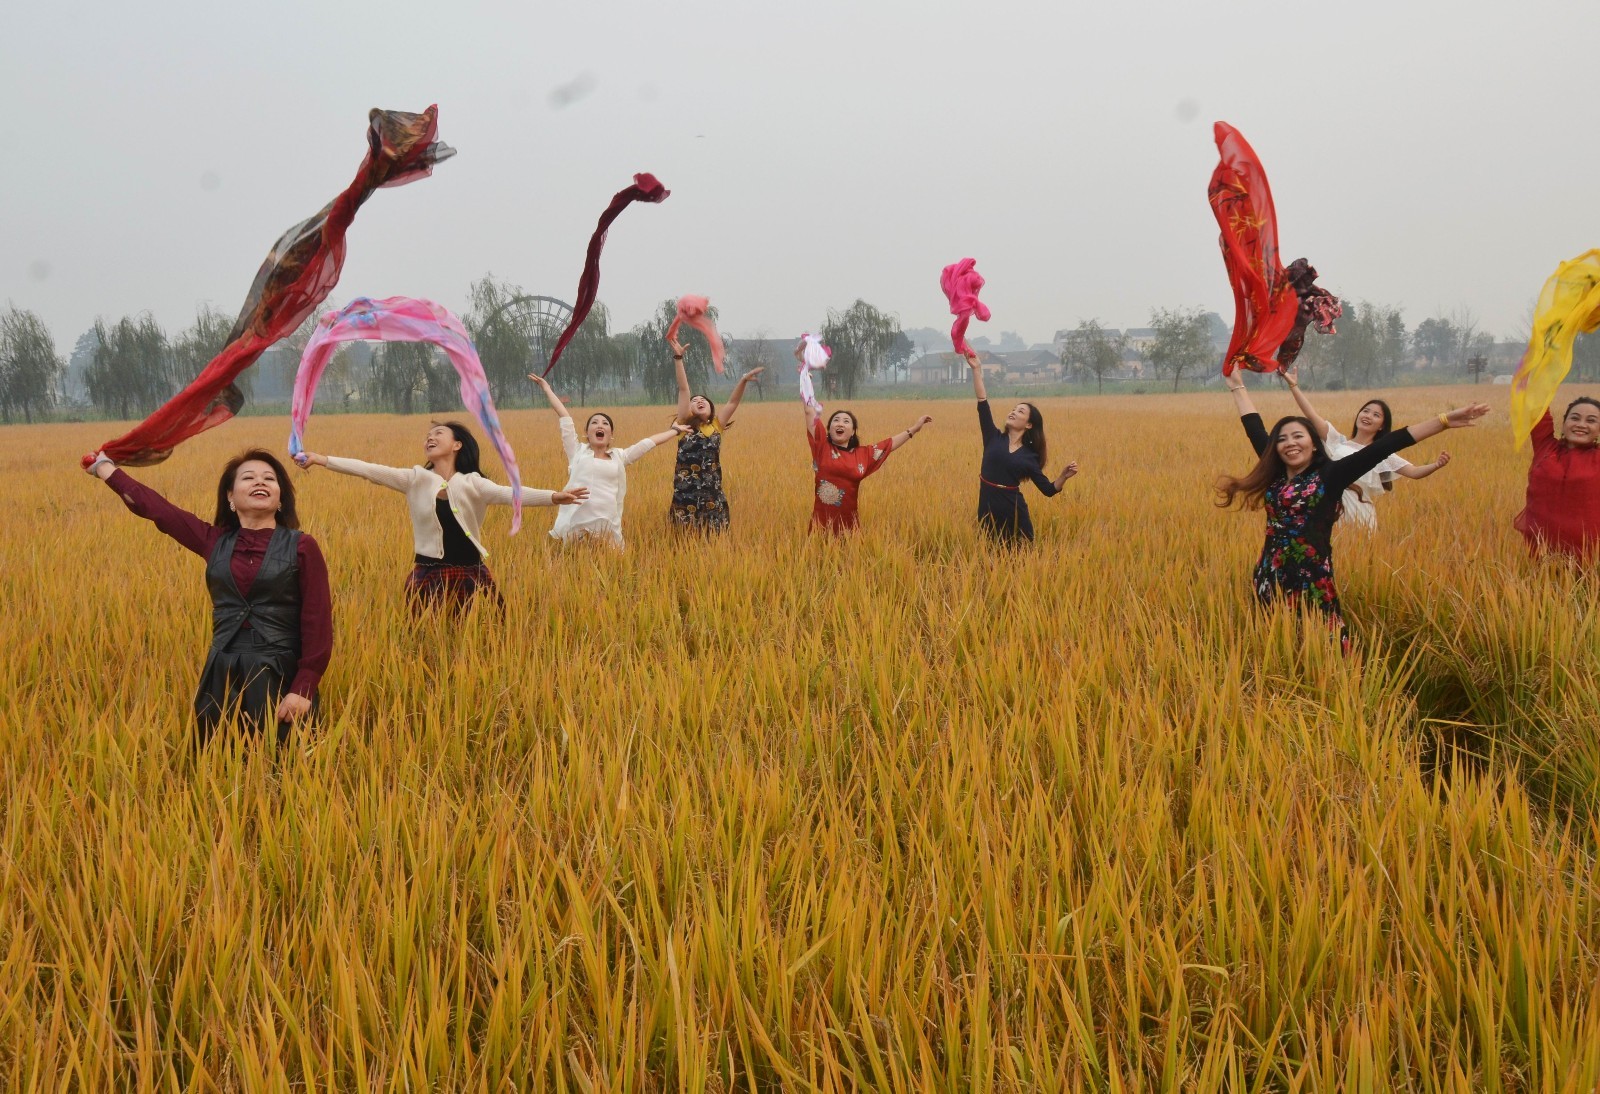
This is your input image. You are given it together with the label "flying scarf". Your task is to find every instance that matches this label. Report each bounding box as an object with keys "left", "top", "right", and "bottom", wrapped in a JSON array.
[
  {"left": 288, "top": 296, "right": 527, "bottom": 533},
  {"left": 797, "top": 333, "right": 830, "bottom": 413},
  {"left": 1208, "top": 122, "right": 1301, "bottom": 375},
  {"left": 1511, "top": 250, "right": 1600, "bottom": 448},
  {"left": 940, "top": 258, "right": 990, "bottom": 357},
  {"left": 665, "top": 295, "right": 726, "bottom": 374},
  {"left": 544, "top": 173, "right": 670, "bottom": 376},
  {"left": 1277, "top": 259, "right": 1344, "bottom": 370},
  {"left": 82, "top": 106, "right": 454, "bottom": 467}
]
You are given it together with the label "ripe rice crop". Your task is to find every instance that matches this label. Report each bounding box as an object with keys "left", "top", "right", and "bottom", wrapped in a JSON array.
[{"left": 2, "top": 385, "right": 1596, "bottom": 1089}]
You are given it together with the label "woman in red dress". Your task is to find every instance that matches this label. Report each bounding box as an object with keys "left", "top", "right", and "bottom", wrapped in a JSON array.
[
  {"left": 1514, "top": 395, "right": 1600, "bottom": 559},
  {"left": 799, "top": 347, "right": 932, "bottom": 533}
]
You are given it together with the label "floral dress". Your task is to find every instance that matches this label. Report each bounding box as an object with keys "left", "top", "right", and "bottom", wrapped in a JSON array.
[
  {"left": 670, "top": 421, "right": 729, "bottom": 532},
  {"left": 1241, "top": 413, "right": 1420, "bottom": 649}
]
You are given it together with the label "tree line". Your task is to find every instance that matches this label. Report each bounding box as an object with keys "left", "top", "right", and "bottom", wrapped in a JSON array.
[{"left": 6, "top": 287, "right": 1600, "bottom": 423}]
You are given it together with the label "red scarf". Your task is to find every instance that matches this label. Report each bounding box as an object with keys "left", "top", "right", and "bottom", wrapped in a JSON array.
[{"left": 1208, "top": 122, "right": 1299, "bottom": 375}]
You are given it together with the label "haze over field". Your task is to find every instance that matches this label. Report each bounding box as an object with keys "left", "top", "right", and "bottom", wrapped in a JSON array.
[{"left": 5, "top": 0, "right": 1598, "bottom": 352}]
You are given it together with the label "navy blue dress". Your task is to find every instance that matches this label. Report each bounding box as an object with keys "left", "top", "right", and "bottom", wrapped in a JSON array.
[{"left": 976, "top": 400, "right": 1059, "bottom": 543}]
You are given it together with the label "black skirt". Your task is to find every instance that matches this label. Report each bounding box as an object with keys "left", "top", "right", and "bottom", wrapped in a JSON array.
[
  {"left": 977, "top": 482, "right": 1034, "bottom": 544},
  {"left": 193, "top": 628, "right": 311, "bottom": 745}
]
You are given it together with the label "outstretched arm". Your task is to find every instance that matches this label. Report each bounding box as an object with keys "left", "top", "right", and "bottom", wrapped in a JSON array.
[
  {"left": 303, "top": 453, "right": 413, "bottom": 492},
  {"left": 530, "top": 373, "right": 572, "bottom": 420},
  {"left": 86, "top": 452, "right": 215, "bottom": 557},
  {"left": 1282, "top": 368, "right": 1330, "bottom": 440},
  {"left": 670, "top": 336, "right": 692, "bottom": 423},
  {"left": 719, "top": 368, "right": 764, "bottom": 428},
  {"left": 1323, "top": 404, "right": 1489, "bottom": 494},
  {"left": 966, "top": 351, "right": 988, "bottom": 402},
  {"left": 888, "top": 415, "right": 934, "bottom": 452},
  {"left": 1224, "top": 370, "right": 1270, "bottom": 455},
  {"left": 796, "top": 344, "right": 820, "bottom": 433},
  {"left": 1395, "top": 451, "right": 1450, "bottom": 480},
  {"left": 619, "top": 422, "right": 694, "bottom": 466}
]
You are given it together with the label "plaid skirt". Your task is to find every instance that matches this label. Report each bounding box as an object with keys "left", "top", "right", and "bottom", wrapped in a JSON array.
[{"left": 406, "top": 560, "right": 501, "bottom": 612}]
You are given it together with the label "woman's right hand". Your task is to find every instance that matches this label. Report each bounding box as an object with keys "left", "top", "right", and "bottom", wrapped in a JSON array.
[
  {"left": 294, "top": 451, "right": 328, "bottom": 469},
  {"left": 553, "top": 487, "right": 589, "bottom": 505},
  {"left": 668, "top": 335, "right": 687, "bottom": 357},
  {"left": 1223, "top": 369, "right": 1245, "bottom": 392},
  {"left": 85, "top": 450, "right": 116, "bottom": 479},
  {"left": 529, "top": 372, "right": 552, "bottom": 389},
  {"left": 964, "top": 351, "right": 981, "bottom": 370}
]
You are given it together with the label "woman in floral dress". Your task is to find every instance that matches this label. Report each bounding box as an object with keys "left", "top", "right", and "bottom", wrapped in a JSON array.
[
  {"left": 667, "top": 334, "right": 764, "bottom": 532},
  {"left": 1217, "top": 370, "right": 1487, "bottom": 648}
]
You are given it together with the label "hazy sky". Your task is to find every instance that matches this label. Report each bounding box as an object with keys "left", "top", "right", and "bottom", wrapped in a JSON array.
[{"left": 5, "top": 0, "right": 1597, "bottom": 355}]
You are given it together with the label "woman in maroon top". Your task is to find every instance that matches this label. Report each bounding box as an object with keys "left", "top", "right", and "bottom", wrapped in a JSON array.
[
  {"left": 85, "top": 448, "right": 332, "bottom": 745},
  {"left": 1514, "top": 395, "right": 1600, "bottom": 559}
]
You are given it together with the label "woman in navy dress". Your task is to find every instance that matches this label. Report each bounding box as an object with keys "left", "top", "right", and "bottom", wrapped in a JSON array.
[{"left": 964, "top": 351, "right": 1078, "bottom": 543}]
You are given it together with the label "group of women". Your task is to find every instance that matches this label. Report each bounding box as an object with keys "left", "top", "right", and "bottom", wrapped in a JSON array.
[{"left": 82, "top": 330, "right": 1599, "bottom": 744}]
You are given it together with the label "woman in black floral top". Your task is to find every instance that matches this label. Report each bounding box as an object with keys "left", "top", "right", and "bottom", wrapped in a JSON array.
[
  {"left": 1217, "top": 370, "right": 1487, "bottom": 649},
  {"left": 667, "top": 334, "right": 764, "bottom": 532}
]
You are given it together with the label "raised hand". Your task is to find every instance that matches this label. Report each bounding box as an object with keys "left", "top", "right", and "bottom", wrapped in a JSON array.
[
  {"left": 911, "top": 414, "right": 934, "bottom": 433},
  {"left": 668, "top": 335, "right": 687, "bottom": 357},
  {"left": 740, "top": 367, "right": 765, "bottom": 384},
  {"left": 1444, "top": 403, "right": 1491, "bottom": 428}
]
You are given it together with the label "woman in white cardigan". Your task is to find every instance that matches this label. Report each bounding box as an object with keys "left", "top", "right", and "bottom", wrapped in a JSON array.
[
  {"left": 295, "top": 421, "right": 586, "bottom": 610},
  {"left": 531, "top": 374, "right": 688, "bottom": 547}
]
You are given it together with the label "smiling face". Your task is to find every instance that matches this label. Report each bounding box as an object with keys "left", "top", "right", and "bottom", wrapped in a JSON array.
[
  {"left": 1563, "top": 401, "right": 1600, "bottom": 446},
  {"left": 229, "top": 459, "right": 281, "bottom": 516},
  {"left": 827, "top": 411, "right": 857, "bottom": 446},
  {"left": 1275, "top": 421, "right": 1316, "bottom": 471},
  {"left": 688, "top": 396, "right": 712, "bottom": 423},
  {"left": 1004, "top": 403, "right": 1033, "bottom": 431},
  {"left": 423, "top": 424, "right": 462, "bottom": 463},
  {"left": 1353, "top": 401, "right": 1388, "bottom": 440},
  {"left": 586, "top": 413, "right": 614, "bottom": 448}
]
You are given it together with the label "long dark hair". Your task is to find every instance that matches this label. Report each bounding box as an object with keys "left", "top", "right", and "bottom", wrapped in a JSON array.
[
  {"left": 1017, "top": 402, "right": 1048, "bottom": 471},
  {"left": 1216, "top": 415, "right": 1330, "bottom": 510},
  {"left": 691, "top": 394, "right": 718, "bottom": 425},
  {"left": 826, "top": 410, "right": 860, "bottom": 450},
  {"left": 426, "top": 421, "right": 481, "bottom": 476},
  {"left": 215, "top": 449, "right": 299, "bottom": 530},
  {"left": 1351, "top": 399, "right": 1393, "bottom": 441}
]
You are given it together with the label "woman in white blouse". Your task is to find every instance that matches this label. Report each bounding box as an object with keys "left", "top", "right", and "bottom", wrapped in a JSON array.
[
  {"left": 295, "top": 421, "right": 586, "bottom": 610},
  {"left": 531, "top": 374, "right": 688, "bottom": 547},
  {"left": 1282, "top": 369, "right": 1452, "bottom": 530}
]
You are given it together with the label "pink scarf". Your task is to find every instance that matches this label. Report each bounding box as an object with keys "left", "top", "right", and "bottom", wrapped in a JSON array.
[
  {"left": 289, "top": 296, "right": 527, "bottom": 533},
  {"left": 544, "top": 173, "right": 670, "bottom": 376},
  {"left": 665, "top": 295, "right": 726, "bottom": 373},
  {"left": 940, "top": 258, "right": 991, "bottom": 356}
]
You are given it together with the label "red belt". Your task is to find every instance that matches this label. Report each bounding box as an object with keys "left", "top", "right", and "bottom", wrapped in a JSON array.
[{"left": 980, "top": 477, "right": 1019, "bottom": 491}]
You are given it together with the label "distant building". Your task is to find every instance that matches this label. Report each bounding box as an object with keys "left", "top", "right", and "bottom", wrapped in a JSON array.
[
  {"left": 995, "top": 349, "right": 1063, "bottom": 384},
  {"left": 907, "top": 350, "right": 1002, "bottom": 385}
]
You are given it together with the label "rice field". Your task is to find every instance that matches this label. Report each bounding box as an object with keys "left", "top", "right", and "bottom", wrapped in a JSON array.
[{"left": 3, "top": 384, "right": 1597, "bottom": 1090}]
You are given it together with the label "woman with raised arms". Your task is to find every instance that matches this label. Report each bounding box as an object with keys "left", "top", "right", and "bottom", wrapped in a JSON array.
[
  {"left": 1279, "top": 368, "right": 1452, "bottom": 530},
  {"left": 85, "top": 448, "right": 331, "bottom": 744},
  {"left": 531, "top": 373, "right": 689, "bottom": 547},
  {"left": 1514, "top": 394, "right": 1600, "bottom": 559},
  {"left": 1218, "top": 371, "right": 1488, "bottom": 649},
  {"left": 965, "top": 350, "right": 1077, "bottom": 543},
  {"left": 667, "top": 333, "right": 763, "bottom": 532},
  {"left": 797, "top": 343, "right": 932, "bottom": 535},
  {"left": 295, "top": 421, "right": 586, "bottom": 610}
]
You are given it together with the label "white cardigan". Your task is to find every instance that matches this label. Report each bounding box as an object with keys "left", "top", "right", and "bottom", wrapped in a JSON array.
[
  {"left": 549, "top": 417, "right": 657, "bottom": 546},
  {"left": 325, "top": 457, "right": 556, "bottom": 559}
]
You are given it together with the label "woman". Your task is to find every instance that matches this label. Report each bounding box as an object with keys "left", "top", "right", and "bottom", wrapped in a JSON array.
[
  {"left": 798, "top": 345, "right": 932, "bottom": 534},
  {"left": 1218, "top": 371, "right": 1488, "bottom": 648},
  {"left": 531, "top": 374, "right": 688, "bottom": 547},
  {"left": 1281, "top": 369, "right": 1452, "bottom": 529},
  {"left": 965, "top": 351, "right": 1078, "bottom": 543},
  {"left": 295, "top": 421, "right": 585, "bottom": 609},
  {"left": 667, "top": 333, "right": 764, "bottom": 532},
  {"left": 85, "top": 448, "right": 331, "bottom": 745},
  {"left": 1514, "top": 395, "right": 1600, "bottom": 559}
]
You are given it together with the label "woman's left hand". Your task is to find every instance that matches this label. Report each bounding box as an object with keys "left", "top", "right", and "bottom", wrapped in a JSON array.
[
  {"left": 553, "top": 487, "right": 589, "bottom": 505},
  {"left": 911, "top": 414, "right": 933, "bottom": 434},
  {"left": 1434, "top": 451, "right": 1452, "bottom": 469},
  {"left": 1444, "top": 403, "right": 1491, "bottom": 428},
  {"left": 671, "top": 421, "right": 693, "bottom": 435},
  {"left": 1056, "top": 460, "right": 1080, "bottom": 487},
  {"left": 668, "top": 336, "right": 687, "bottom": 357},
  {"left": 275, "top": 693, "right": 312, "bottom": 723},
  {"left": 740, "top": 367, "right": 765, "bottom": 383}
]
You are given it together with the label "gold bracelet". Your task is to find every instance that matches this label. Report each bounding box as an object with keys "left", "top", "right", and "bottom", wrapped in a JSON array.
[{"left": 1437, "top": 412, "right": 1450, "bottom": 427}]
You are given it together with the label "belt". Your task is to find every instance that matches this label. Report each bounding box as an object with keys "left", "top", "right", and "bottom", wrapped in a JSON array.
[{"left": 980, "top": 477, "right": 1020, "bottom": 492}]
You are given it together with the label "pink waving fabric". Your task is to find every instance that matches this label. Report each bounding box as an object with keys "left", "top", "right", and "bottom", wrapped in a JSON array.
[
  {"left": 289, "top": 296, "right": 528, "bottom": 533},
  {"left": 941, "top": 258, "right": 991, "bottom": 356},
  {"left": 83, "top": 106, "right": 453, "bottom": 467},
  {"left": 665, "top": 295, "right": 726, "bottom": 374},
  {"left": 797, "top": 333, "right": 831, "bottom": 413},
  {"left": 544, "top": 173, "right": 671, "bottom": 376}
]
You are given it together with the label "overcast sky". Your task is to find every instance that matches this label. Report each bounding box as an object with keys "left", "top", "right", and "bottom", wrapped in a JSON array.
[{"left": 4, "top": 0, "right": 1597, "bottom": 356}]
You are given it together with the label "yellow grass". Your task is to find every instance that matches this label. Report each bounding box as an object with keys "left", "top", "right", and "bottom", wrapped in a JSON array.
[{"left": 2, "top": 384, "right": 1597, "bottom": 1090}]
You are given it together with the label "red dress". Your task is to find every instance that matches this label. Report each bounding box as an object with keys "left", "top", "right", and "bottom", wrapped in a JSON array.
[
  {"left": 1514, "top": 411, "right": 1600, "bottom": 559},
  {"left": 807, "top": 418, "right": 895, "bottom": 533}
]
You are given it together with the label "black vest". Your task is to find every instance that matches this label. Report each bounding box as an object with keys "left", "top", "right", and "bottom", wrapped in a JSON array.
[{"left": 205, "top": 527, "right": 304, "bottom": 662}]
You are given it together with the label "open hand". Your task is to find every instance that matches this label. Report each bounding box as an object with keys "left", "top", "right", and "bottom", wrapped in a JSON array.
[
  {"left": 528, "top": 372, "right": 552, "bottom": 388},
  {"left": 275, "top": 692, "right": 312, "bottom": 724},
  {"left": 670, "top": 421, "right": 693, "bottom": 435},
  {"left": 553, "top": 487, "right": 589, "bottom": 505},
  {"left": 741, "top": 367, "right": 765, "bottom": 383},
  {"left": 1444, "top": 403, "right": 1491, "bottom": 428},
  {"left": 668, "top": 335, "right": 687, "bottom": 357}
]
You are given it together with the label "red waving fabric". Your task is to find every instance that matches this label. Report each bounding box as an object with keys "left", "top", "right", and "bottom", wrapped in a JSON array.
[
  {"left": 544, "top": 173, "right": 670, "bottom": 377},
  {"left": 1208, "top": 122, "right": 1299, "bottom": 376},
  {"left": 84, "top": 106, "right": 455, "bottom": 467}
]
